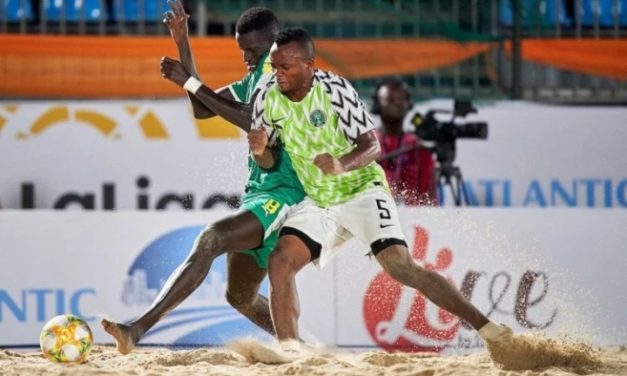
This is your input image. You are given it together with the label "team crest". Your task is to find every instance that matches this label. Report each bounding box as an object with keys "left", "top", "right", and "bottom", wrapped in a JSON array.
[{"left": 309, "top": 109, "right": 327, "bottom": 128}]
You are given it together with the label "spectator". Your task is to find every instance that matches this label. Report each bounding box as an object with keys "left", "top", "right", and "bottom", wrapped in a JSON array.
[{"left": 373, "top": 78, "right": 437, "bottom": 205}]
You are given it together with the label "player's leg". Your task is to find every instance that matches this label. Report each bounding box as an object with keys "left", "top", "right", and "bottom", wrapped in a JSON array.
[
  {"left": 267, "top": 199, "right": 331, "bottom": 341},
  {"left": 348, "top": 187, "right": 511, "bottom": 344},
  {"left": 267, "top": 234, "right": 311, "bottom": 340},
  {"left": 374, "top": 244, "right": 489, "bottom": 329},
  {"left": 225, "top": 252, "right": 274, "bottom": 334},
  {"left": 374, "top": 244, "right": 511, "bottom": 344},
  {"left": 224, "top": 190, "right": 303, "bottom": 335},
  {"left": 102, "top": 210, "right": 264, "bottom": 354}
]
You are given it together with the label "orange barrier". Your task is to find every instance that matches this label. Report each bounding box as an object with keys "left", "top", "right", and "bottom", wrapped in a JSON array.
[
  {"left": 508, "top": 39, "right": 627, "bottom": 81},
  {"left": 0, "top": 35, "right": 249, "bottom": 98},
  {"left": 0, "top": 35, "right": 491, "bottom": 98},
  {"left": 2, "top": 35, "right": 625, "bottom": 98},
  {"left": 316, "top": 39, "right": 492, "bottom": 79}
]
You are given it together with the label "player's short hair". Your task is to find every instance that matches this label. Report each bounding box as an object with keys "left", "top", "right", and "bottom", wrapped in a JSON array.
[
  {"left": 235, "top": 7, "right": 280, "bottom": 36},
  {"left": 275, "top": 27, "right": 315, "bottom": 58}
]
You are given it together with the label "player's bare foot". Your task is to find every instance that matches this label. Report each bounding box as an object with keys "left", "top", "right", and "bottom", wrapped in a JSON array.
[
  {"left": 478, "top": 322, "right": 513, "bottom": 346},
  {"left": 101, "top": 319, "right": 137, "bottom": 355}
]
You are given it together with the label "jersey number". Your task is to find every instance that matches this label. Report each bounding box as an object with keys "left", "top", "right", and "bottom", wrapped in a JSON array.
[{"left": 262, "top": 199, "right": 281, "bottom": 215}]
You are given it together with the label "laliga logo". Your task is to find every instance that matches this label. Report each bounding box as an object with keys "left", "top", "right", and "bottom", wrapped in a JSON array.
[{"left": 363, "top": 226, "right": 460, "bottom": 352}]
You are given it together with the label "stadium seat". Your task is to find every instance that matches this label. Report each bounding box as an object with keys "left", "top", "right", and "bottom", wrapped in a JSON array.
[
  {"left": 500, "top": 0, "right": 570, "bottom": 27},
  {"left": 45, "top": 0, "right": 105, "bottom": 22},
  {"left": 1, "top": 0, "right": 33, "bottom": 21},
  {"left": 544, "top": 0, "right": 571, "bottom": 26},
  {"left": 580, "top": 0, "right": 625, "bottom": 27},
  {"left": 112, "top": 0, "right": 168, "bottom": 22}
]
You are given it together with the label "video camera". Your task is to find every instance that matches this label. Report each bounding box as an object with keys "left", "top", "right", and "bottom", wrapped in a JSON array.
[{"left": 410, "top": 100, "right": 488, "bottom": 164}]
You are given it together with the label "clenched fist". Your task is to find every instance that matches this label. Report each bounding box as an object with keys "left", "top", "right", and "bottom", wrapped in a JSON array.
[
  {"left": 248, "top": 128, "right": 269, "bottom": 156},
  {"left": 160, "top": 56, "right": 190, "bottom": 87},
  {"left": 314, "top": 153, "right": 345, "bottom": 175}
]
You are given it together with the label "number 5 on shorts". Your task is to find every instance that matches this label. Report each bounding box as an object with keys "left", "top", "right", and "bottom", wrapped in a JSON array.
[{"left": 376, "top": 199, "right": 391, "bottom": 220}]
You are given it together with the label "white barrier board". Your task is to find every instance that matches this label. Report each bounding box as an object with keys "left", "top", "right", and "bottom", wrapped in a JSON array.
[
  {"left": 0, "top": 100, "right": 626, "bottom": 209},
  {"left": 0, "top": 209, "right": 625, "bottom": 351}
]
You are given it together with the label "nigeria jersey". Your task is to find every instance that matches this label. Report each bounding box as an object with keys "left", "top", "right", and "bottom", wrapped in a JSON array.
[
  {"left": 228, "top": 53, "right": 304, "bottom": 195},
  {"left": 252, "top": 70, "right": 388, "bottom": 207}
]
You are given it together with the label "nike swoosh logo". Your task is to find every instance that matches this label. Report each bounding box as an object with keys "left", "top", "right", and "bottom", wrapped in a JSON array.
[
  {"left": 379, "top": 224, "right": 393, "bottom": 228},
  {"left": 271, "top": 117, "right": 286, "bottom": 124}
]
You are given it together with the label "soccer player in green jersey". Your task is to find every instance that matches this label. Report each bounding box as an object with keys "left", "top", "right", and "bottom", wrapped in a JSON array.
[
  {"left": 101, "top": 3, "right": 305, "bottom": 354},
  {"left": 249, "top": 27, "right": 512, "bottom": 348}
]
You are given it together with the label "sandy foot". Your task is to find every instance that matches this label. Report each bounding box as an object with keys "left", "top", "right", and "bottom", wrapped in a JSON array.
[{"left": 100, "top": 319, "right": 136, "bottom": 355}]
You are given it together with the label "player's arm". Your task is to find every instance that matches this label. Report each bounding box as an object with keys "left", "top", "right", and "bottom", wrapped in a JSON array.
[
  {"left": 248, "top": 128, "right": 278, "bottom": 169},
  {"left": 339, "top": 130, "right": 381, "bottom": 169},
  {"left": 160, "top": 57, "right": 254, "bottom": 132},
  {"left": 163, "top": 0, "right": 234, "bottom": 120},
  {"left": 248, "top": 87, "right": 278, "bottom": 169},
  {"left": 313, "top": 131, "right": 380, "bottom": 175}
]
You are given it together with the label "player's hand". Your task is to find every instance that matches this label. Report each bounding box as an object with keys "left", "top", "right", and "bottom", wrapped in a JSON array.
[
  {"left": 314, "top": 153, "right": 345, "bottom": 175},
  {"left": 248, "top": 128, "right": 269, "bottom": 156},
  {"left": 160, "top": 56, "right": 191, "bottom": 87},
  {"left": 163, "top": 0, "right": 189, "bottom": 42}
]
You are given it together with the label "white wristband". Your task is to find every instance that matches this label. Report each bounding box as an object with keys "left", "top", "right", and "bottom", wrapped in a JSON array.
[{"left": 183, "top": 76, "right": 203, "bottom": 94}]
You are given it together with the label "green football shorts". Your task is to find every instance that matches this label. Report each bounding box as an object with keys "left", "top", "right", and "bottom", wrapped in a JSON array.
[{"left": 240, "top": 187, "right": 304, "bottom": 269}]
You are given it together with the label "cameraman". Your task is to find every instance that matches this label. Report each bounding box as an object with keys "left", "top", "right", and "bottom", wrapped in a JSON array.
[{"left": 373, "top": 79, "right": 437, "bottom": 206}]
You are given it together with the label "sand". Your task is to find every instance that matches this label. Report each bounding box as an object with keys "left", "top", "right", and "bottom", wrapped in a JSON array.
[{"left": 1, "top": 336, "right": 625, "bottom": 376}]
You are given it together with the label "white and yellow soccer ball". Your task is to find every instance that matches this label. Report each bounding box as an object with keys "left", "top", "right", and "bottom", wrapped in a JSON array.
[{"left": 39, "top": 314, "right": 93, "bottom": 364}]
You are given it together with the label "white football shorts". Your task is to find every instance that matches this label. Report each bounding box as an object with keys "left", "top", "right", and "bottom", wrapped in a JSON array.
[{"left": 279, "top": 186, "right": 407, "bottom": 268}]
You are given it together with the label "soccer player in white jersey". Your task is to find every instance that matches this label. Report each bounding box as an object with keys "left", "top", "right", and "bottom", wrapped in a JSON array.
[{"left": 248, "top": 27, "right": 512, "bottom": 348}]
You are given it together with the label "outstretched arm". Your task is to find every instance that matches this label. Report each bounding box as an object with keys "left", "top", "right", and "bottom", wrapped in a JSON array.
[
  {"left": 163, "top": 0, "right": 235, "bottom": 120},
  {"left": 314, "top": 130, "right": 380, "bottom": 175},
  {"left": 160, "top": 57, "right": 254, "bottom": 132}
]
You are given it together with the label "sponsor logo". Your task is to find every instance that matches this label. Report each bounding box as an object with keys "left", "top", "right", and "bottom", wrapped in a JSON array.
[
  {"left": 0, "top": 104, "right": 241, "bottom": 141},
  {"left": 271, "top": 117, "right": 286, "bottom": 126},
  {"left": 6, "top": 105, "right": 167, "bottom": 140},
  {"left": 363, "top": 226, "right": 459, "bottom": 352},
  {"left": 0, "top": 105, "right": 18, "bottom": 136},
  {"left": 18, "top": 176, "right": 241, "bottom": 210},
  {"left": 363, "top": 225, "right": 558, "bottom": 352},
  {"left": 443, "top": 178, "right": 627, "bottom": 207},
  {"left": 0, "top": 288, "right": 96, "bottom": 323},
  {"left": 122, "top": 226, "right": 271, "bottom": 345}
]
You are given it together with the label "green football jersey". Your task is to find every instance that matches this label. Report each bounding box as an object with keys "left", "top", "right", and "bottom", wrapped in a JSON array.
[
  {"left": 227, "top": 52, "right": 304, "bottom": 195},
  {"left": 252, "top": 70, "right": 388, "bottom": 207}
]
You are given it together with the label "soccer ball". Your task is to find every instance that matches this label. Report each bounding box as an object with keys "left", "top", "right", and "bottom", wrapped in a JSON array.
[{"left": 40, "top": 314, "right": 93, "bottom": 363}]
